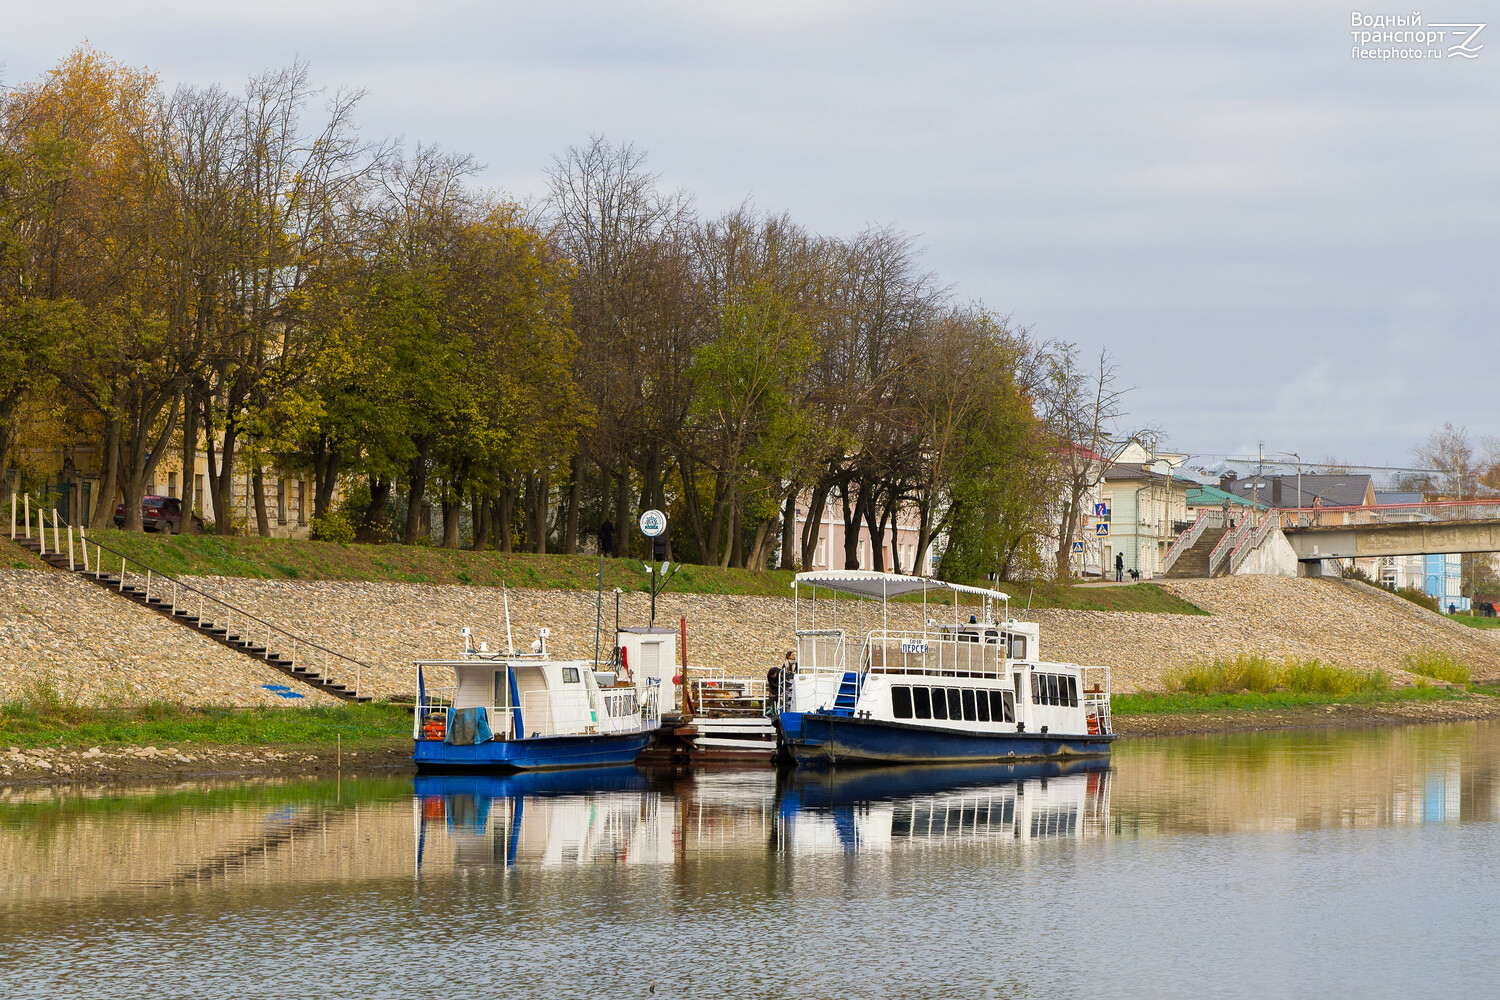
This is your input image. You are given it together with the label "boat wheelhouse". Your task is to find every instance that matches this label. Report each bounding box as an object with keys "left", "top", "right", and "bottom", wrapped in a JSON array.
[
  {"left": 776, "top": 570, "right": 1115, "bottom": 766},
  {"left": 414, "top": 627, "right": 660, "bottom": 771}
]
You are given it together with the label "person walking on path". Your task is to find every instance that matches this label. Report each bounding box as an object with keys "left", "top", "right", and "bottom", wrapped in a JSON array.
[{"left": 1114, "top": 552, "right": 1124, "bottom": 582}]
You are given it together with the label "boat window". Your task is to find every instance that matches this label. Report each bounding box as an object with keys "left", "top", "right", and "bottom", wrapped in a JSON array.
[
  {"left": 1048, "top": 674, "right": 1060, "bottom": 706},
  {"left": 1030, "top": 673, "right": 1041, "bottom": 705},
  {"left": 976, "top": 688, "right": 991, "bottom": 722},
  {"left": 931, "top": 687, "right": 949, "bottom": 720},
  {"left": 892, "top": 685, "right": 913, "bottom": 719},
  {"left": 562, "top": 667, "right": 581, "bottom": 684},
  {"left": 1008, "top": 634, "right": 1027, "bottom": 660},
  {"left": 494, "top": 670, "right": 506, "bottom": 707},
  {"left": 1066, "top": 676, "right": 1079, "bottom": 707},
  {"left": 947, "top": 688, "right": 963, "bottom": 719},
  {"left": 988, "top": 690, "right": 1005, "bottom": 722},
  {"left": 913, "top": 686, "right": 932, "bottom": 719},
  {"left": 985, "top": 630, "right": 999, "bottom": 644},
  {"left": 961, "top": 689, "right": 977, "bottom": 721},
  {"left": 1002, "top": 690, "right": 1016, "bottom": 722}
]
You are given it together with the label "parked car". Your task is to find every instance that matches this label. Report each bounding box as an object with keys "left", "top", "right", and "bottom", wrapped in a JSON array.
[{"left": 113, "top": 495, "right": 203, "bottom": 534}]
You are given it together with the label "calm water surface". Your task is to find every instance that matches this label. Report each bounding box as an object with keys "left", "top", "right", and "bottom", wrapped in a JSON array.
[{"left": 4, "top": 722, "right": 1500, "bottom": 999}]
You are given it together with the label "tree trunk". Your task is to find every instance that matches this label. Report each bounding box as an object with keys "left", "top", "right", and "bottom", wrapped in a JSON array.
[
  {"left": 89, "top": 417, "right": 123, "bottom": 531},
  {"left": 839, "top": 480, "right": 864, "bottom": 569},
  {"left": 676, "top": 457, "right": 709, "bottom": 563},
  {"left": 404, "top": 441, "right": 431, "bottom": 545},
  {"left": 748, "top": 517, "right": 774, "bottom": 571},
  {"left": 563, "top": 456, "right": 581, "bottom": 554},
  {"left": 120, "top": 394, "right": 180, "bottom": 533},
  {"left": 357, "top": 475, "right": 392, "bottom": 543},
  {"left": 472, "top": 489, "right": 490, "bottom": 551},
  {"left": 780, "top": 490, "right": 798, "bottom": 571},
  {"left": 498, "top": 489, "right": 514, "bottom": 553},
  {"left": 202, "top": 389, "right": 241, "bottom": 536},
  {"left": 532, "top": 472, "right": 549, "bottom": 554},
  {"left": 310, "top": 435, "right": 341, "bottom": 522},
  {"left": 252, "top": 468, "right": 271, "bottom": 537},
  {"left": 180, "top": 385, "right": 200, "bottom": 527},
  {"left": 721, "top": 487, "right": 739, "bottom": 569},
  {"left": 613, "top": 470, "right": 629, "bottom": 560},
  {"left": 863, "top": 486, "right": 887, "bottom": 572},
  {"left": 441, "top": 493, "right": 462, "bottom": 549},
  {"left": 800, "top": 480, "right": 831, "bottom": 569}
]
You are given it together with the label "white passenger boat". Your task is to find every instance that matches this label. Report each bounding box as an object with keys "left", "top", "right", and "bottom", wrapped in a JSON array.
[
  {"left": 776, "top": 570, "right": 1116, "bottom": 765},
  {"left": 413, "top": 627, "right": 660, "bottom": 771}
]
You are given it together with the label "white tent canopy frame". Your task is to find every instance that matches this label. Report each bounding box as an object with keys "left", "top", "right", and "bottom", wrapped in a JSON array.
[{"left": 790, "top": 569, "right": 1010, "bottom": 635}]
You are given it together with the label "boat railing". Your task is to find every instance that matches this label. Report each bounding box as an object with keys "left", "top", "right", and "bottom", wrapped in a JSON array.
[
  {"left": 1079, "top": 664, "right": 1112, "bottom": 736},
  {"left": 414, "top": 686, "right": 455, "bottom": 739},
  {"left": 795, "top": 629, "right": 847, "bottom": 676},
  {"left": 861, "top": 630, "right": 1004, "bottom": 679}
]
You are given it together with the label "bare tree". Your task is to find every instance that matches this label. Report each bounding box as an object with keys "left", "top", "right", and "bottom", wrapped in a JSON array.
[
  {"left": 1039, "top": 345, "right": 1126, "bottom": 581},
  {"left": 1414, "top": 423, "right": 1480, "bottom": 499}
]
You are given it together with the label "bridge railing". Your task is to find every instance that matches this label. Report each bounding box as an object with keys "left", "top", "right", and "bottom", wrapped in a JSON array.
[{"left": 1278, "top": 499, "right": 1500, "bottom": 529}]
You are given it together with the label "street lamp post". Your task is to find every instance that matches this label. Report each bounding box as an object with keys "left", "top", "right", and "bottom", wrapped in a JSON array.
[{"left": 1274, "top": 451, "right": 1302, "bottom": 524}]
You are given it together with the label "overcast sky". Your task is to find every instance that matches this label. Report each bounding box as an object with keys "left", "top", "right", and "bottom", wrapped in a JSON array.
[{"left": 8, "top": 1, "right": 1497, "bottom": 467}]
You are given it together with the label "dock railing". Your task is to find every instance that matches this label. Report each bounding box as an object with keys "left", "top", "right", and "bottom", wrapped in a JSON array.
[{"left": 9, "top": 494, "right": 376, "bottom": 699}]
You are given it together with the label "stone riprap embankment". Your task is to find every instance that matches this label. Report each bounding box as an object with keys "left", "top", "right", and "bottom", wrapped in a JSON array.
[
  {"left": 0, "top": 569, "right": 340, "bottom": 706},
  {"left": 5, "top": 567, "right": 1500, "bottom": 705},
  {"left": 1035, "top": 576, "right": 1500, "bottom": 691}
]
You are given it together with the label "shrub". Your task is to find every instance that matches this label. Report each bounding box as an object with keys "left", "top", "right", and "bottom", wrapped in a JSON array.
[
  {"left": 1164, "top": 654, "right": 1388, "bottom": 697},
  {"left": 1400, "top": 650, "right": 1471, "bottom": 685},
  {"left": 309, "top": 509, "right": 356, "bottom": 544},
  {"left": 1392, "top": 585, "right": 1442, "bottom": 614}
]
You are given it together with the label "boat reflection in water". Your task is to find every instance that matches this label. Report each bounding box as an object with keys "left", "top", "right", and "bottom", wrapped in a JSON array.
[
  {"left": 413, "top": 758, "right": 1112, "bottom": 871},
  {"left": 777, "top": 758, "right": 1112, "bottom": 854},
  {"left": 413, "top": 767, "right": 674, "bottom": 870}
]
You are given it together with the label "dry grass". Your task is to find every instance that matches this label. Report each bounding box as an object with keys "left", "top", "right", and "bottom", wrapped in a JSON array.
[{"left": 1162, "top": 653, "right": 1390, "bottom": 697}]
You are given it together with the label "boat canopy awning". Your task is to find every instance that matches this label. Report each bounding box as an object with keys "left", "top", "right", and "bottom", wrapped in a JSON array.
[{"left": 791, "top": 570, "right": 1009, "bottom": 603}]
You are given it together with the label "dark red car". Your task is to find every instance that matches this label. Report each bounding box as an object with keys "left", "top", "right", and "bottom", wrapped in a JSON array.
[{"left": 113, "top": 495, "right": 203, "bottom": 534}]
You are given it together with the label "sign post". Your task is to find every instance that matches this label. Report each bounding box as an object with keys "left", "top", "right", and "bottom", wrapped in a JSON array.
[{"left": 638, "top": 509, "right": 676, "bottom": 626}]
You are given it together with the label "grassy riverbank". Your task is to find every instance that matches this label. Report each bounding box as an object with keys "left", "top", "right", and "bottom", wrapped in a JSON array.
[
  {"left": 1112, "top": 686, "right": 1462, "bottom": 716},
  {"left": 61, "top": 529, "right": 1206, "bottom": 613},
  {"left": 0, "top": 686, "right": 410, "bottom": 751}
]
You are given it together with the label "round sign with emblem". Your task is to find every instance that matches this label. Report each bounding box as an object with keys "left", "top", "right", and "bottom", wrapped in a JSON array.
[{"left": 639, "top": 509, "right": 667, "bottom": 537}]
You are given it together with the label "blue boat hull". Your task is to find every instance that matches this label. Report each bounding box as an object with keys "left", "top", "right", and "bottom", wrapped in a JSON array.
[
  {"left": 788, "top": 714, "right": 1115, "bottom": 766},
  {"left": 413, "top": 732, "right": 652, "bottom": 772}
]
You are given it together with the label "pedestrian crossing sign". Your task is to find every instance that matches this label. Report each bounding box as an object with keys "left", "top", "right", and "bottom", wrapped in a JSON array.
[
  {"left": 1095, "top": 523, "right": 1110, "bottom": 537},
  {"left": 1071, "top": 540, "right": 1086, "bottom": 554}
]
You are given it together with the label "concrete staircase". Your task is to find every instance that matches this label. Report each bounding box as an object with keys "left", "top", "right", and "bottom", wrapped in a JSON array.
[
  {"left": 1162, "top": 527, "right": 1229, "bottom": 579},
  {"left": 13, "top": 531, "right": 371, "bottom": 703}
]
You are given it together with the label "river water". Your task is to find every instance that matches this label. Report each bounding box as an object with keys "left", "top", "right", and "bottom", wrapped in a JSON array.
[{"left": 3, "top": 722, "right": 1499, "bottom": 999}]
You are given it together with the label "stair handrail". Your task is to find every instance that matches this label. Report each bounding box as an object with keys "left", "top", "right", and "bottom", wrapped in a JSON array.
[
  {"left": 14, "top": 496, "right": 375, "bottom": 699},
  {"left": 1207, "top": 512, "right": 1256, "bottom": 576},
  {"left": 1162, "top": 509, "right": 1227, "bottom": 575},
  {"left": 1228, "top": 508, "right": 1282, "bottom": 576}
]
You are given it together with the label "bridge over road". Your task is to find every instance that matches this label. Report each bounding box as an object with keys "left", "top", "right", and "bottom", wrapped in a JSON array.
[{"left": 1280, "top": 500, "right": 1500, "bottom": 563}]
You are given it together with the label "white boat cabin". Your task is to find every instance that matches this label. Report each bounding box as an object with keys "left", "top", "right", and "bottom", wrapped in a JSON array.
[
  {"left": 785, "top": 571, "right": 1111, "bottom": 738},
  {"left": 416, "top": 629, "right": 658, "bottom": 741}
]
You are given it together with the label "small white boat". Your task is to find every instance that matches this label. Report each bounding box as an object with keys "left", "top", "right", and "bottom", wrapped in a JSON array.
[{"left": 414, "top": 627, "right": 660, "bottom": 771}]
